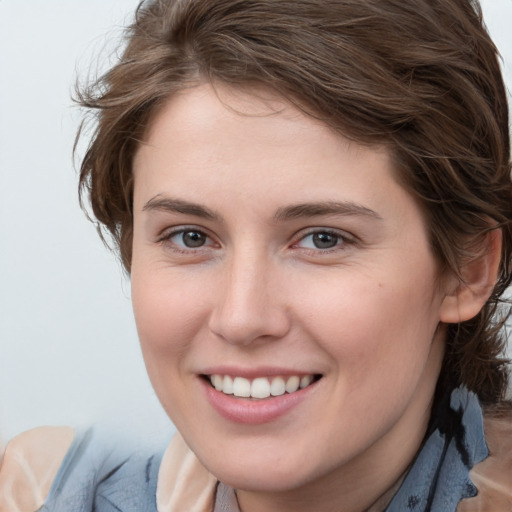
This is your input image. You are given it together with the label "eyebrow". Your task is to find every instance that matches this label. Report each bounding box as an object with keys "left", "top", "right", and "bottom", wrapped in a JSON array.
[
  {"left": 142, "top": 195, "right": 381, "bottom": 223},
  {"left": 142, "top": 196, "right": 220, "bottom": 220},
  {"left": 273, "top": 201, "right": 382, "bottom": 222}
]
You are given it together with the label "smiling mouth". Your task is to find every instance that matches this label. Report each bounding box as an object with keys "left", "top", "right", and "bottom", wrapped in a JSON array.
[{"left": 204, "top": 374, "right": 322, "bottom": 399}]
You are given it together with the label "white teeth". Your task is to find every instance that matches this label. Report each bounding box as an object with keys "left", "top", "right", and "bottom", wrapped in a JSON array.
[
  {"left": 210, "top": 374, "right": 316, "bottom": 398},
  {"left": 233, "top": 377, "right": 251, "bottom": 397},
  {"left": 212, "top": 374, "right": 223, "bottom": 391},
  {"left": 251, "top": 377, "right": 271, "bottom": 399},
  {"left": 270, "top": 376, "right": 286, "bottom": 396},
  {"left": 285, "top": 376, "right": 300, "bottom": 393},
  {"left": 300, "top": 375, "right": 313, "bottom": 389},
  {"left": 223, "top": 375, "right": 234, "bottom": 394}
]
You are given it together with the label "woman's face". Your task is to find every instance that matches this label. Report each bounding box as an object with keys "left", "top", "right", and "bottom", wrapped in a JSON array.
[{"left": 131, "top": 84, "right": 450, "bottom": 497}]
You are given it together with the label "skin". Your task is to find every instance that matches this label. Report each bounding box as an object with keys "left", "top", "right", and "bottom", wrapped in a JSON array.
[{"left": 131, "top": 83, "right": 457, "bottom": 512}]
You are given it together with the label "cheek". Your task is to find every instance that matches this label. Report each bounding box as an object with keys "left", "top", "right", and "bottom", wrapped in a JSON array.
[
  {"left": 131, "top": 265, "right": 207, "bottom": 363},
  {"left": 130, "top": 265, "right": 210, "bottom": 423},
  {"left": 299, "top": 267, "right": 442, "bottom": 381}
]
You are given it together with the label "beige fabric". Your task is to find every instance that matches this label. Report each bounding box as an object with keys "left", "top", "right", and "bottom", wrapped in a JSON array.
[
  {"left": 458, "top": 412, "right": 512, "bottom": 512},
  {"left": 156, "top": 433, "right": 217, "bottom": 512},
  {"left": 0, "top": 426, "right": 74, "bottom": 512}
]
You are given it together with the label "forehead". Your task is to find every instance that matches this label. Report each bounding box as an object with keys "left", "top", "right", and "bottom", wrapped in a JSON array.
[
  {"left": 142, "top": 83, "right": 321, "bottom": 151},
  {"left": 137, "top": 82, "right": 390, "bottom": 175},
  {"left": 132, "top": 82, "right": 417, "bottom": 223}
]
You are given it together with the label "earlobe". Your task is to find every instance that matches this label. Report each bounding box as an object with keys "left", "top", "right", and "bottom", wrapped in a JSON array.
[{"left": 439, "top": 229, "right": 502, "bottom": 324}]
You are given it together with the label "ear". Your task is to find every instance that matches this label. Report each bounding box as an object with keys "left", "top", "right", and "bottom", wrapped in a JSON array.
[{"left": 440, "top": 229, "right": 502, "bottom": 324}]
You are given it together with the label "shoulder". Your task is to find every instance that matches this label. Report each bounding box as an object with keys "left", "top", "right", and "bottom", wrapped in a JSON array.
[
  {"left": 0, "top": 426, "right": 74, "bottom": 512},
  {"left": 458, "top": 406, "right": 512, "bottom": 511},
  {"left": 0, "top": 426, "right": 166, "bottom": 512}
]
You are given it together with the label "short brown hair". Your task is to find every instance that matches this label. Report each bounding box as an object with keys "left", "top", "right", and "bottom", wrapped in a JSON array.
[{"left": 77, "top": 0, "right": 512, "bottom": 403}]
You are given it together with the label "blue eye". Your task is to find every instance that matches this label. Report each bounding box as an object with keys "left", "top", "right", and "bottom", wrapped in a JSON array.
[{"left": 297, "top": 231, "right": 344, "bottom": 250}]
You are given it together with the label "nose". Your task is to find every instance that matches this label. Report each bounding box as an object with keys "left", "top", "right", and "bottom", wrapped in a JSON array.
[{"left": 208, "top": 250, "right": 291, "bottom": 346}]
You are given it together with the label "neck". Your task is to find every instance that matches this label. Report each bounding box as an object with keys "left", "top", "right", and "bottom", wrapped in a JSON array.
[{"left": 237, "top": 471, "right": 408, "bottom": 512}]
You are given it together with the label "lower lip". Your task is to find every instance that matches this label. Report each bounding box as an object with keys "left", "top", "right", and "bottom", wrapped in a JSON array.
[{"left": 201, "top": 378, "right": 317, "bottom": 425}]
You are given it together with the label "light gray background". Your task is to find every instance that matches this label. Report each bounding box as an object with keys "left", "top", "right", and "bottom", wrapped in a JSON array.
[{"left": 1, "top": 0, "right": 511, "bottom": 443}]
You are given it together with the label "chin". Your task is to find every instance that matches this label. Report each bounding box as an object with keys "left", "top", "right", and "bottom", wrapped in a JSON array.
[{"left": 200, "top": 452, "right": 319, "bottom": 493}]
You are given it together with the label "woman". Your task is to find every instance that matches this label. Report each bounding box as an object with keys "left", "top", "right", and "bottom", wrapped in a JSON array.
[{"left": 1, "top": 0, "right": 511, "bottom": 510}]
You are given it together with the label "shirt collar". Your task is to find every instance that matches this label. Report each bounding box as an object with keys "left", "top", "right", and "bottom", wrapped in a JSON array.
[{"left": 385, "top": 387, "right": 488, "bottom": 511}]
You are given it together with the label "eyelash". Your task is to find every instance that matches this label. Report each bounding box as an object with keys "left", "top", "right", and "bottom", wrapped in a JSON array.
[
  {"left": 291, "top": 229, "right": 355, "bottom": 254},
  {"left": 157, "top": 227, "right": 217, "bottom": 254},
  {"left": 157, "top": 226, "right": 355, "bottom": 256}
]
